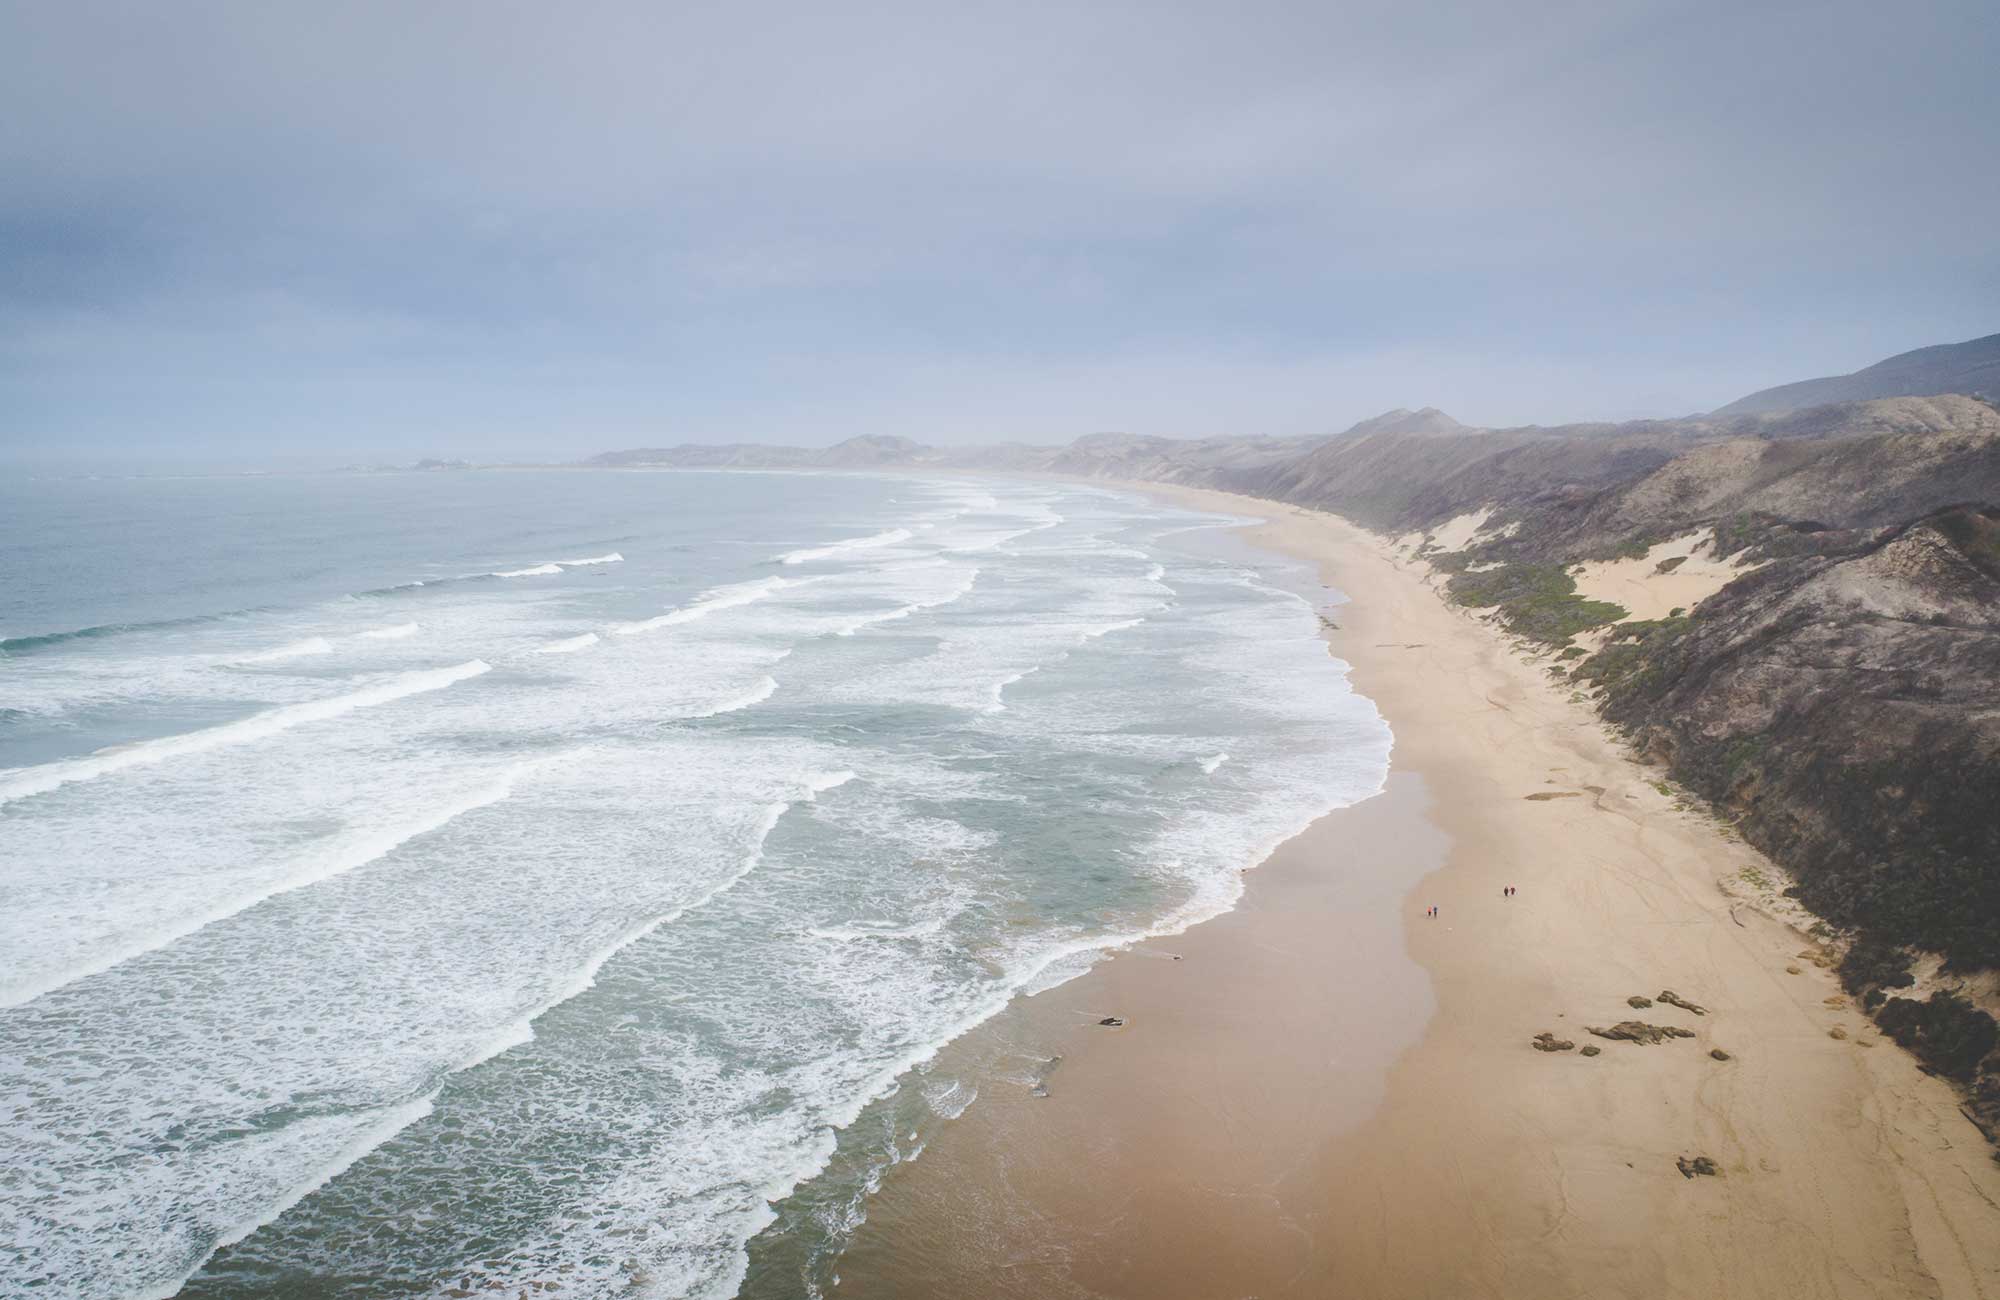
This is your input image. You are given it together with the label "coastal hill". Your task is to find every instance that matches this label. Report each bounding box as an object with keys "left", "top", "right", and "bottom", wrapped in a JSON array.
[
  {"left": 589, "top": 334, "right": 2000, "bottom": 1141},
  {"left": 1712, "top": 331, "right": 2000, "bottom": 417}
]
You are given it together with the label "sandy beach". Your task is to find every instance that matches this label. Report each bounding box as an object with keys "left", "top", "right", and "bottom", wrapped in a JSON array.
[{"left": 834, "top": 485, "right": 2000, "bottom": 1299}]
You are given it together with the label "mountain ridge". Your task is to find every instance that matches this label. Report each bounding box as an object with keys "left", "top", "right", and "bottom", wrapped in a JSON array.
[{"left": 1712, "top": 331, "right": 2000, "bottom": 417}]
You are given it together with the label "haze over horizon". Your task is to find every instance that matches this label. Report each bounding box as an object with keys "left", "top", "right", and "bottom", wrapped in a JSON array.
[{"left": 3, "top": 0, "right": 1997, "bottom": 465}]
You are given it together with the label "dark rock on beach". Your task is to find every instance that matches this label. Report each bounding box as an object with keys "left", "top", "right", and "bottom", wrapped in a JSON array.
[
  {"left": 1579, "top": 1044, "right": 1602, "bottom": 1057},
  {"left": 1658, "top": 990, "right": 1707, "bottom": 1015},
  {"left": 1710, "top": 1048, "right": 1732, "bottom": 1061},
  {"left": 1628, "top": 995, "right": 1654, "bottom": 1009},
  {"left": 1677, "top": 1155, "right": 1721, "bottom": 1178},
  {"left": 1532, "top": 1032, "right": 1576, "bottom": 1052},
  {"left": 1588, "top": 1021, "right": 1698, "bottom": 1045}
]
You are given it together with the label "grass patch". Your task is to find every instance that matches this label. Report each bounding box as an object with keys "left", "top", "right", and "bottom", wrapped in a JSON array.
[{"left": 1447, "top": 563, "right": 1627, "bottom": 645}]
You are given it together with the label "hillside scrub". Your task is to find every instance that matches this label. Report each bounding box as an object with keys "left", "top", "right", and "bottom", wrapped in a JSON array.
[
  {"left": 1874, "top": 991, "right": 1999, "bottom": 1083},
  {"left": 1446, "top": 563, "right": 1628, "bottom": 645}
]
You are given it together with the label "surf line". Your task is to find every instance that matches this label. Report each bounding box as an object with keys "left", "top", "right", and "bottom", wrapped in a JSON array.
[
  {"left": 0, "top": 660, "right": 491, "bottom": 806},
  {"left": 0, "top": 752, "right": 575, "bottom": 1008}
]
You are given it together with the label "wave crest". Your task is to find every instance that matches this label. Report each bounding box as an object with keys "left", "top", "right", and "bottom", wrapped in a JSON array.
[
  {"left": 776, "top": 529, "right": 913, "bottom": 566},
  {"left": 0, "top": 660, "right": 492, "bottom": 806}
]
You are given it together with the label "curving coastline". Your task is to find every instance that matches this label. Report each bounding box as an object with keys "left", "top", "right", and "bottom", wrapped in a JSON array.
[{"left": 831, "top": 483, "right": 2000, "bottom": 1300}]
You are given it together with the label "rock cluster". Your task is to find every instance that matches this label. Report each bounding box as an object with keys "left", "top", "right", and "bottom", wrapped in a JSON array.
[
  {"left": 1676, "top": 1155, "right": 1720, "bottom": 1178},
  {"left": 1532, "top": 1032, "right": 1576, "bottom": 1052},
  {"left": 1657, "top": 990, "right": 1707, "bottom": 1015},
  {"left": 1588, "top": 1021, "right": 1697, "bottom": 1045}
]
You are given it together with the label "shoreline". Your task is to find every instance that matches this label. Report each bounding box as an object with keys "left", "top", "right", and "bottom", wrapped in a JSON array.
[{"left": 831, "top": 483, "right": 2000, "bottom": 1299}]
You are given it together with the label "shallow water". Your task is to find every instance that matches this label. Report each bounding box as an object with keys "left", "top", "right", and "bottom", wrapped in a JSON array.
[{"left": 0, "top": 469, "right": 1389, "bottom": 1298}]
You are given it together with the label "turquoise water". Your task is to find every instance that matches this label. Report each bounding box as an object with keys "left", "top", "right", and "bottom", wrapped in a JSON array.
[{"left": 0, "top": 469, "right": 1389, "bottom": 1298}]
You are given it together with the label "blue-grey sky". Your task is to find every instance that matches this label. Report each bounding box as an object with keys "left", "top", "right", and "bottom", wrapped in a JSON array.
[{"left": 3, "top": 0, "right": 1996, "bottom": 462}]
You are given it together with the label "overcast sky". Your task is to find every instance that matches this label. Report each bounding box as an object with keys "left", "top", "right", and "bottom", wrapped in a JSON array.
[{"left": 3, "top": 0, "right": 1996, "bottom": 462}]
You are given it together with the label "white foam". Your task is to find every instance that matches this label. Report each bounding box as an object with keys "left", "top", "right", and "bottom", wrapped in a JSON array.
[
  {"left": 134, "top": 1097, "right": 439, "bottom": 1300},
  {"left": 920, "top": 1078, "right": 977, "bottom": 1120},
  {"left": 807, "top": 918, "right": 944, "bottom": 943},
  {"left": 1150, "top": 512, "right": 1266, "bottom": 539},
  {"left": 555, "top": 553, "right": 624, "bottom": 567},
  {"left": 776, "top": 529, "right": 913, "bottom": 566},
  {"left": 615, "top": 576, "right": 799, "bottom": 634},
  {"left": 981, "top": 667, "right": 1038, "bottom": 714},
  {"left": 534, "top": 632, "right": 600, "bottom": 655},
  {"left": 1079, "top": 617, "right": 1145, "bottom": 641},
  {"left": 493, "top": 563, "right": 563, "bottom": 578},
  {"left": 1200, "top": 753, "right": 1229, "bottom": 775},
  {"left": 805, "top": 770, "right": 857, "bottom": 796},
  {"left": 0, "top": 762, "right": 545, "bottom": 1007},
  {"left": 682, "top": 676, "right": 778, "bottom": 718},
  {"left": 359, "top": 623, "right": 419, "bottom": 640},
  {"left": 830, "top": 567, "right": 980, "bottom": 637},
  {"left": 0, "top": 660, "right": 492, "bottom": 806},
  {"left": 233, "top": 637, "right": 333, "bottom": 664},
  {"left": 1145, "top": 564, "right": 1166, "bottom": 583},
  {"left": 441, "top": 768, "right": 848, "bottom": 1079}
]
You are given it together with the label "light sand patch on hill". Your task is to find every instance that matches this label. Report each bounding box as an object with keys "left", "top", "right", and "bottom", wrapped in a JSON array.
[
  {"left": 1572, "top": 528, "right": 1760, "bottom": 623},
  {"left": 1426, "top": 506, "right": 1493, "bottom": 552}
]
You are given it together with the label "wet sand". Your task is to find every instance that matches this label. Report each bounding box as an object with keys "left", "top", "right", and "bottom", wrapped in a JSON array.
[{"left": 834, "top": 486, "right": 2000, "bottom": 1299}]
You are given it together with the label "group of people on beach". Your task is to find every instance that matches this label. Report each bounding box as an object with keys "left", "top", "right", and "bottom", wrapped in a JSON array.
[{"left": 1424, "top": 887, "right": 1518, "bottom": 918}]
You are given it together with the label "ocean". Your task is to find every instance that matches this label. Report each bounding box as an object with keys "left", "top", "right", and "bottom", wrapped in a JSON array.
[{"left": 0, "top": 468, "right": 1390, "bottom": 1299}]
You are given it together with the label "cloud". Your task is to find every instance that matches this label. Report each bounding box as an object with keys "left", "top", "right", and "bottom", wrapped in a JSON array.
[{"left": 2, "top": 0, "right": 1995, "bottom": 458}]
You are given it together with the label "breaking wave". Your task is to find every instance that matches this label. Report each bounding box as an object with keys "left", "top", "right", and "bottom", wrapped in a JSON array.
[
  {"left": 776, "top": 529, "right": 913, "bottom": 566},
  {"left": 0, "top": 661, "right": 492, "bottom": 806}
]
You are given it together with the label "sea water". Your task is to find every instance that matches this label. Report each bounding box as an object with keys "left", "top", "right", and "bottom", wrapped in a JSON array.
[{"left": 0, "top": 469, "right": 1390, "bottom": 1298}]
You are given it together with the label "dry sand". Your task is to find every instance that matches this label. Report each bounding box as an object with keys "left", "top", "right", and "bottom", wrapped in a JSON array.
[
  {"left": 1570, "top": 527, "right": 1761, "bottom": 623},
  {"left": 834, "top": 486, "right": 2000, "bottom": 1300}
]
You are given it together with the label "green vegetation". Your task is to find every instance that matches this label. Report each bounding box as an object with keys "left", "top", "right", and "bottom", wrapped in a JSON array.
[
  {"left": 1572, "top": 615, "right": 1692, "bottom": 695},
  {"left": 1874, "top": 992, "right": 1999, "bottom": 1082},
  {"left": 1718, "top": 735, "right": 1768, "bottom": 783},
  {"left": 1714, "top": 511, "right": 1772, "bottom": 556},
  {"left": 1838, "top": 939, "right": 1915, "bottom": 997},
  {"left": 1556, "top": 645, "right": 1585, "bottom": 660},
  {"left": 1446, "top": 563, "right": 1627, "bottom": 645}
]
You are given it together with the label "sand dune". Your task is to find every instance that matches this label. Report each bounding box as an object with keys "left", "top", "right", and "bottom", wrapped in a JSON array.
[{"left": 1570, "top": 527, "right": 1761, "bottom": 622}]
